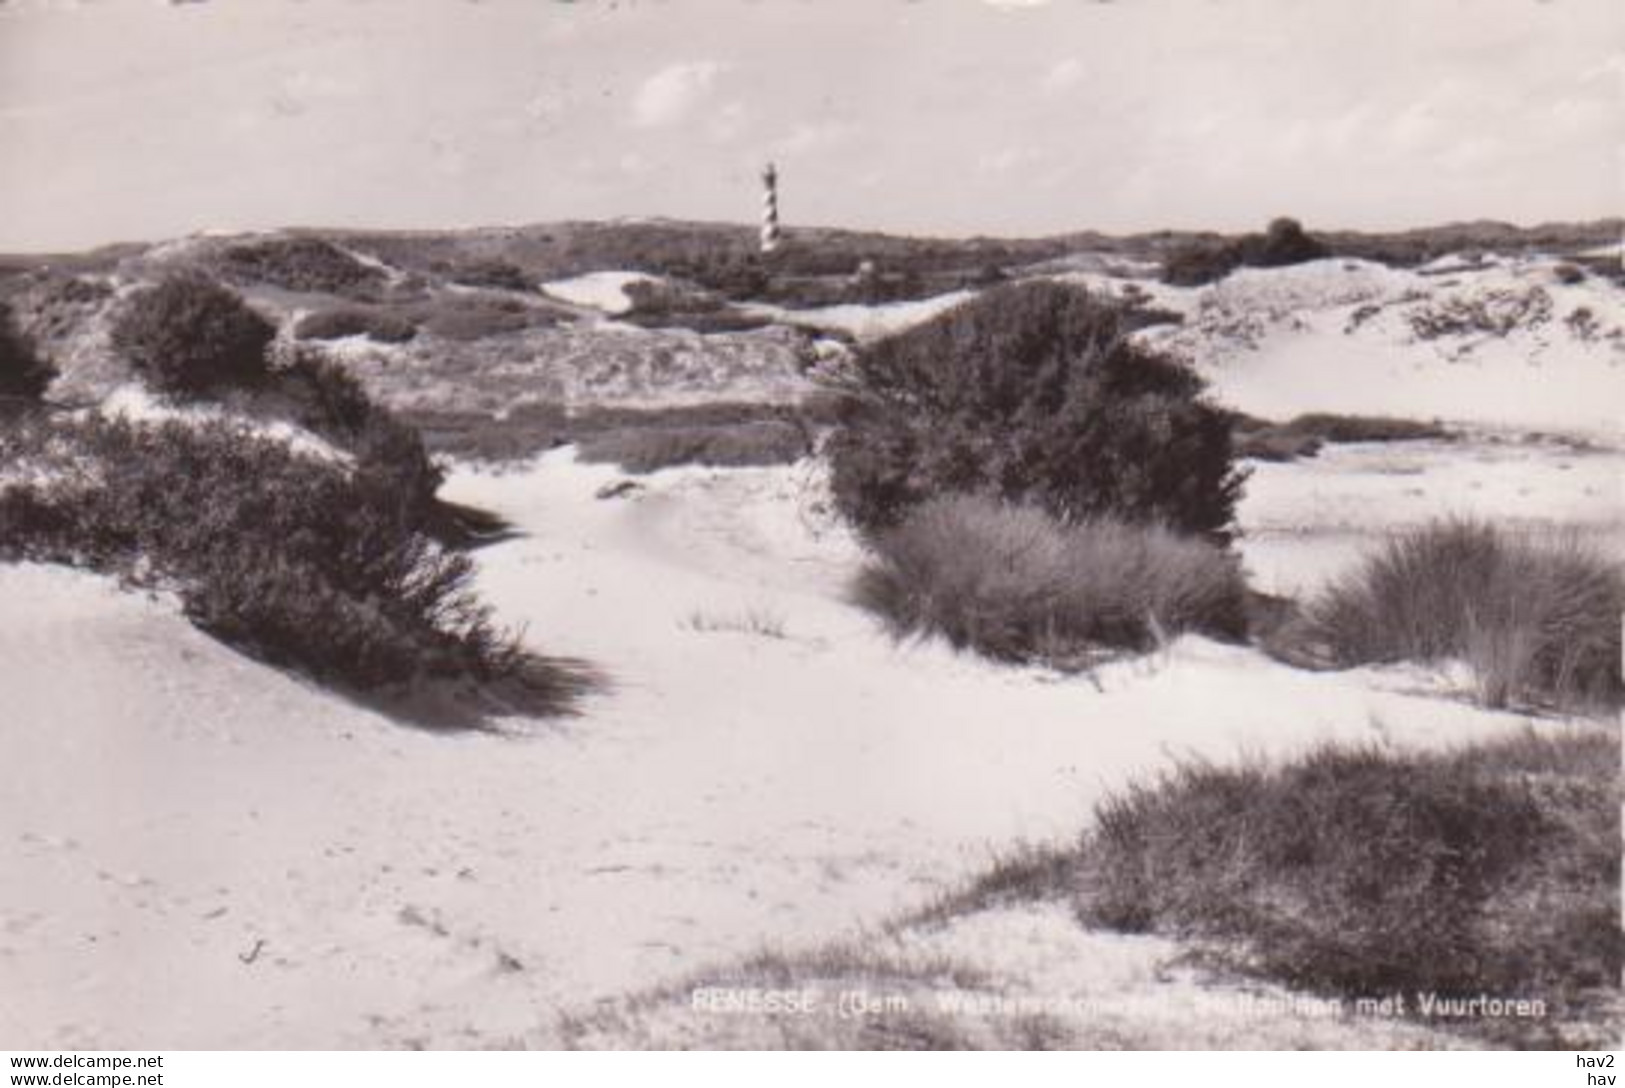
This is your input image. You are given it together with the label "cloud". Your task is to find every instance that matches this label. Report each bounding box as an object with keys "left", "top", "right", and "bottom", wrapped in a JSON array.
[
  {"left": 706, "top": 100, "right": 750, "bottom": 143},
  {"left": 265, "top": 69, "right": 352, "bottom": 121},
  {"left": 1042, "top": 57, "right": 1084, "bottom": 92},
  {"left": 631, "top": 61, "right": 725, "bottom": 127}
]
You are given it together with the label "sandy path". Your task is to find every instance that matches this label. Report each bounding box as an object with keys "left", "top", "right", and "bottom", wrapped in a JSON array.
[{"left": 0, "top": 453, "right": 1544, "bottom": 1048}]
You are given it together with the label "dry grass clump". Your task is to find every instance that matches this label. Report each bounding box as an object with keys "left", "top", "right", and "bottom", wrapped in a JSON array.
[
  {"left": 1301, "top": 519, "right": 1622, "bottom": 711},
  {"left": 854, "top": 494, "right": 1247, "bottom": 667},
  {"left": 213, "top": 236, "right": 386, "bottom": 297}
]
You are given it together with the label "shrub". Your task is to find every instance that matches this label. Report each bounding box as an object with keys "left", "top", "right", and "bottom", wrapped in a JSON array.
[
  {"left": 0, "top": 301, "right": 54, "bottom": 398},
  {"left": 216, "top": 237, "right": 385, "bottom": 296},
  {"left": 1407, "top": 287, "right": 1554, "bottom": 340},
  {"left": 1079, "top": 730, "right": 1621, "bottom": 1014},
  {"left": 1301, "top": 519, "right": 1623, "bottom": 711},
  {"left": 1161, "top": 239, "right": 1245, "bottom": 287},
  {"left": 1249, "top": 216, "right": 1329, "bottom": 267},
  {"left": 0, "top": 417, "right": 568, "bottom": 705},
  {"left": 854, "top": 494, "right": 1248, "bottom": 666},
  {"left": 576, "top": 420, "right": 808, "bottom": 474},
  {"left": 1553, "top": 262, "right": 1587, "bottom": 286},
  {"left": 1161, "top": 219, "right": 1328, "bottom": 285},
  {"left": 294, "top": 306, "right": 417, "bottom": 344},
  {"left": 270, "top": 348, "right": 378, "bottom": 437},
  {"left": 265, "top": 347, "right": 441, "bottom": 513},
  {"left": 110, "top": 273, "right": 276, "bottom": 395},
  {"left": 827, "top": 281, "right": 1245, "bottom": 541},
  {"left": 443, "top": 258, "right": 533, "bottom": 293},
  {"left": 352, "top": 404, "right": 447, "bottom": 528}
]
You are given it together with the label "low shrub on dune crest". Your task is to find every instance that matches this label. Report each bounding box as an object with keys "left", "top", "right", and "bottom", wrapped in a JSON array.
[{"left": 0, "top": 417, "right": 584, "bottom": 716}]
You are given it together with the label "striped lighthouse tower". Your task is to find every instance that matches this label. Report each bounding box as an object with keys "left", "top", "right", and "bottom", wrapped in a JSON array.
[{"left": 759, "top": 161, "right": 781, "bottom": 255}]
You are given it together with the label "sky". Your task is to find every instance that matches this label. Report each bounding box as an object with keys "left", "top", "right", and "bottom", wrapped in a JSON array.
[{"left": 0, "top": 0, "right": 1619, "bottom": 252}]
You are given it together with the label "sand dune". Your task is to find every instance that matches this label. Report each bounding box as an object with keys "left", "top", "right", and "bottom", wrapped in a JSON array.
[{"left": 0, "top": 450, "right": 1553, "bottom": 1048}]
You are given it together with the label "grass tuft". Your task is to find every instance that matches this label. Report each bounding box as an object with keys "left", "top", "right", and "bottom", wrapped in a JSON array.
[
  {"left": 1300, "top": 518, "right": 1623, "bottom": 711},
  {"left": 853, "top": 494, "right": 1248, "bottom": 667}
]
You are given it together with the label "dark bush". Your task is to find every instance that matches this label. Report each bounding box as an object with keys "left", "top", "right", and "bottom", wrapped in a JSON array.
[
  {"left": 1161, "top": 239, "right": 1245, "bottom": 287},
  {"left": 1248, "top": 216, "right": 1329, "bottom": 267},
  {"left": 0, "top": 301, "right": 54, "bottom": 398},
  {"left": 261, "top": 347, "right": 446, "bottom": 526},
  {"left": 353, "top": 404, "right": 447, "bottom": 528},
  {"left": 826, "top": 281, "right": 1245, "bottom": 541},
  {"left": 1162, "top": 218, "right": 1329, "bottom": 285},
  {"left": 854, "top": 495, "right": 1248, "bottom": 666},
  {"left": 673, "top": 251, "right": 771, "bottom": 300},
  {"left": 25, "top": 275, "right": 115, "bottom": 344},
  {"left": 443, "top": 258, "right": 534, "bottom": 293},
  {"left": 1553, "top": 262, "right": 1587, "bottom": 286},
  {"left": 110, "top": 273, "right": 276, "bottom": 395},
  {"left": 270, "top": 348, "right": 379, "bottom": 439},
  {"left": 294, "top": 306, "right": 417, "bottom": 344},
  {"left": 216, "top": 237, "right": 385, "bottom": 296},
  {"left": 1080, "top": 731, "right": 1621, "bottom": 1012},
  {"left": 0, "top": 417, "right": 568, "bottom": 704}
]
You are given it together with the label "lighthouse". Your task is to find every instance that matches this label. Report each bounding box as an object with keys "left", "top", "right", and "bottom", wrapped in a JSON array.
[{"left": 760, "top": 161, "right": 781, "bottom": 255}]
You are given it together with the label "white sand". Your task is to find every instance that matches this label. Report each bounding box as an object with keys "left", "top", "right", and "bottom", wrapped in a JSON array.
[
  {"left": 1144, "top": 257, "right": 1625, "bottom": 437},
  {"left": 538, "top": 272, "right": 659, "bottom": 315},
  {"left": 740, "top": 290, "right": 976, "bottom": 341},
  {"left": 0, "top": 451, "right": 1549, "bottom": 1049}
]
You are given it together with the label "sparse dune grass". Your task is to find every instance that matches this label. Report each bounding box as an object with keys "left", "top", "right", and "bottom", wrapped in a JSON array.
[
  {"left": 1299, "top": 519, "right": 1623, "bottom": 712},
  {"left": 576, "top": 419, "right": 809, "bottom": 474},
  {"left": 854, "top": 494, "right": 1248, "bottom": 667},
  {"left": 680, "top": 607, "right": 788, "bottom": 640}
]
